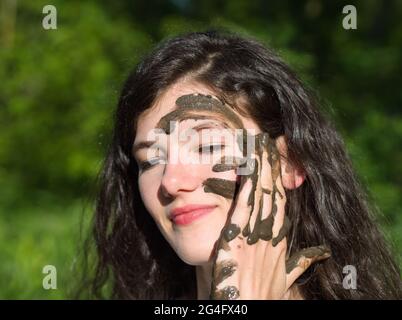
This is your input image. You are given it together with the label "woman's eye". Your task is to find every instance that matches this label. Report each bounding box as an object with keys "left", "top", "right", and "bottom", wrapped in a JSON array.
[
  {"left": 139, "top": 158, "right": 163, "bottom": 172},
  {"left": 198, "top": 144, "right": 225, "bottom": 154}
]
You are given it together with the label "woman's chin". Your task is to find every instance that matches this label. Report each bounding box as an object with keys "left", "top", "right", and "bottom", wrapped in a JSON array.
[
  {"left": 168, "top": 212, "right": 228, "bottom": 265},
  {"left": 175, "top": 245, "right": 215, "bottom": 266}
]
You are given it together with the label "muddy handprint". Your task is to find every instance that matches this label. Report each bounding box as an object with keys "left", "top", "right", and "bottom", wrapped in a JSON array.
[{"left": 207, "top": 132, "right": 331, "bottom": 300}]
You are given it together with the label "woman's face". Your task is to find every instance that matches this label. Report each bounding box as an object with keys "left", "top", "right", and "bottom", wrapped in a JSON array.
[{"left": 133, "top": 79, "right": 262, "bottom": 266}]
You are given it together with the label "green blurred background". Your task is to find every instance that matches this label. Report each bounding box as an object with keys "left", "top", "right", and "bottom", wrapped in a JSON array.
[{"left": 0, "top": 0, "right": 401, "bottom": 299}]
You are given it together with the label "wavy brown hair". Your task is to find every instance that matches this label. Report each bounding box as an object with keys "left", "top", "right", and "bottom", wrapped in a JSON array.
[{"left": 80, "top": 30, "right": 401, "bottom": 299}]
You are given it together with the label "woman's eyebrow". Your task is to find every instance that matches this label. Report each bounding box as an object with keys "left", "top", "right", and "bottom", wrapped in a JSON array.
[
  {"left": 132, "top": 120, "right": 232, "bottom": 155},
  {"left": 190, "top": 120, "right": 232, "bottom": 132},
  {"left": 132, "top": 140, "right": 156, "bottom": 155}
]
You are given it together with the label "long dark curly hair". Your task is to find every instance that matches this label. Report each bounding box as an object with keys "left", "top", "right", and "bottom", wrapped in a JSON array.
[{"left": 79, "top": 30, "right": 401, "bottom": 299}]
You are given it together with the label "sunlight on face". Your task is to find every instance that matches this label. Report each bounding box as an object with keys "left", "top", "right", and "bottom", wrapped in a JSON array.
[{"left": 133, "top": 79, "right": 262, "bottom": 266}]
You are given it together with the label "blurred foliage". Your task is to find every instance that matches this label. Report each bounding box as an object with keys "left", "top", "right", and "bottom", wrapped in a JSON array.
[{"left": 0, "top": 0, "right": 401, "bottom": 298}]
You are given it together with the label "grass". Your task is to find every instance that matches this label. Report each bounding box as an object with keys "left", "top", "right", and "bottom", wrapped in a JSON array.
[
  {"left": 0, "top": 200, "right": 91, "bottom": 299},
  {"left": 0, "top": 198, "right": 400, "bottom": 299}
]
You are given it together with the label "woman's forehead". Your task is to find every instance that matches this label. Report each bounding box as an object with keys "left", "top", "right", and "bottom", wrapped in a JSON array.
[
  {"left": 135, "top": 81, "right": 261, "bottom": 142},
  {"left": 137, "top": 81, "right": 215, "bottom": 128}
]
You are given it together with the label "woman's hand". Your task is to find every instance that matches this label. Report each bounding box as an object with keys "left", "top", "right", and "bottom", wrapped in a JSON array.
[{"left": 209, "top": 132, "right": 331, "bottom": 300}]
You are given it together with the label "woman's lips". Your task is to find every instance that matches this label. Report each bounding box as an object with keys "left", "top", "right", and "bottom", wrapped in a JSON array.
[{"left": 170, "top": 204, "right": 217, "bottom": 226}]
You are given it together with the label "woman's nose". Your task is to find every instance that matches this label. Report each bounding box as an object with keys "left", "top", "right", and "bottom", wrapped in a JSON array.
[{"left": 160, "top": 161, "right": 200, "bottom": 198}]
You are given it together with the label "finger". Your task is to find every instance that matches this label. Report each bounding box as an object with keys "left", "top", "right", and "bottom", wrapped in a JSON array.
[
  {"left": 261, "top": 243, "right": 287, "bottom": 298},
  {"left": 212, "top": 285, "right": 240, "bottom": 300},
  {"left": 211, "top": 249, "right": 241, "bottom": 300},
  {"left": 211, "top": 228, "right": 242, "bottom": 299},
  {"left": 285, "top": 245, "right": 331, "bottom": 290},
  {"left": 260, "top": 133, "right": 273, "bottom": 198},
  {"left": 245, "top": 133, "right": 270, "bottom": 244},
  {"left": 221, "top": 176, "right": 253, "bottom": 243},
  {"left": 242, "top": 154, "right": 260, "bottom": 239},
  {"left": 210, "top": 132, "right": 256, "bottom": 300},
  {"left": 268, "top": 137, "right": 288, "bottom": 247},
  {"left": 268, "top": 137, "right": 285, "bottom": 199},
  {"left": 222, "top": 143, "right": 259, "bottom": 244},
  {"left": 212, "top": 156, "right": 247, "bottom": 173},
  {"left": 245, "top": 186, "right": 263, "bottom": 245},
  {"left": 211, "top": 130, "right": 259, "bottom": 240},
  {"left": 272, "top": 215, "right": 290, "bottom": 247},
  {"left": 258, "top": 133, "right": 275, "bottom": 241}
]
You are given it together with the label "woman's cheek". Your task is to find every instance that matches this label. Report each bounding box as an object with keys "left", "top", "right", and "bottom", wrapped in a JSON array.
[
  {"left": 203, "top": 169, "right": 238, "bottom": 203},
  {"left": 138, "top": 172, "right": 161, "bottom": 220}
]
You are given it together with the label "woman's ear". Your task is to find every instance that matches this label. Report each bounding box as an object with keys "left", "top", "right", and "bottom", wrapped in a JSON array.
[{"left": 276, "top": 135, "right": 306, "bottom": 190}]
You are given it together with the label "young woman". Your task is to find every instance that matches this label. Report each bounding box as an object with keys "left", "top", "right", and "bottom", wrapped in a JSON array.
[{"left": 88, "top": 30, "right": 401, "bottom": 299}]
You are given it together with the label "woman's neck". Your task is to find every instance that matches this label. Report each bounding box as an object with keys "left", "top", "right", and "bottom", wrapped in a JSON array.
[{"left": 195, "top": 263, "right": 213, "bottom": 299}]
